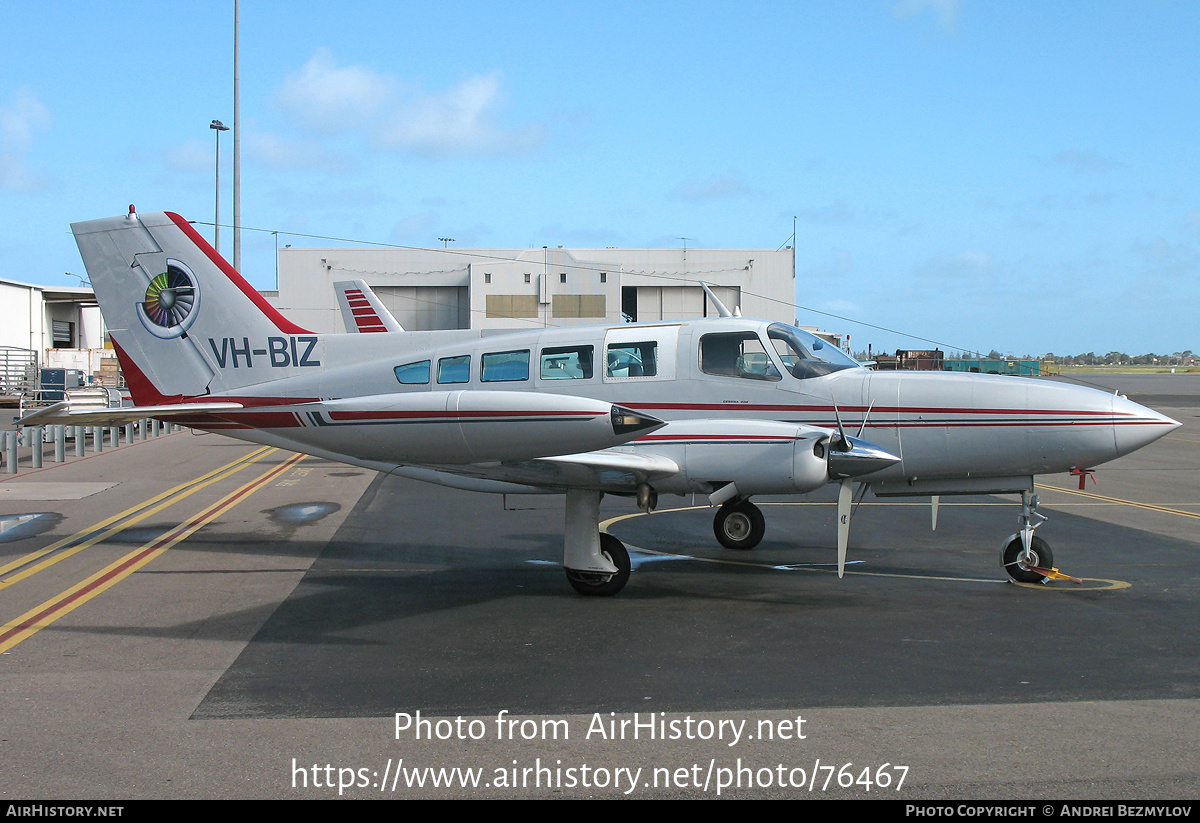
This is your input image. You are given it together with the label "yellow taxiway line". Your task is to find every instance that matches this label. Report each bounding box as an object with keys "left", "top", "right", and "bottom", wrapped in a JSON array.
[
  {"left": 0, "top": 451, "right": 306, "bottom": 655},
  {"left": 1035, "top": 483, "right": 1200, "bottom": 520},
  {"left": 0, "top": 446, "right": 276, "bottom": 589}
]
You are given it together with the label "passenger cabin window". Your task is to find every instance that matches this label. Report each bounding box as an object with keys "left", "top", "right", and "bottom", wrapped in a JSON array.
[
  {"left": 394, "top": 360, "right": 430, "bottom": 385},
  {"left": 540, "top": 345, "right": 593, "bottom": 380},
  {"left": 437, "top": 355, "right": 471, "bottom": 384},
  {"left": 481, "top": 350, "right": 530, "bottom": 382},
  {"left": 606, "top": 341, "right": 657, "bottom": 378},
  {"left": 700, "top": 332, "right": 780, "bottom": 381}
]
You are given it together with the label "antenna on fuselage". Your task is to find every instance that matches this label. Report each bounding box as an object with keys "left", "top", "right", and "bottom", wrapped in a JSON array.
[{"left": 700, "top": 282, "right": 734, "bottom": 318}]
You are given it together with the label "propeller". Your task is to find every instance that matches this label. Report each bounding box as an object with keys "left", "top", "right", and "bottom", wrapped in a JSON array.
[
  {"left": 837, "top": 478, "right": 852, "bottom": 577},
  {"left": 825, "top": 399, "right": 896, "bottom": 578}
]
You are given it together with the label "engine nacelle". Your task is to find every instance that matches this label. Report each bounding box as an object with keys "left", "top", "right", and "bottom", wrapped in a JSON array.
[
  {"left": 627, "top": 419, "right": 834, "bottom": 496},
  {"left": 627, "top": 419, "right": 900, "bottom": 497},
  {"left": 256, "top": 390, "right": 663, "bottom": 464}
]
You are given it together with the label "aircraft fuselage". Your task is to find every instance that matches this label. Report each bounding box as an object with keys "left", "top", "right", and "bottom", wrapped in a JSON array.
[{"left": 188, "top": 318, "right": 1174, "bottom": 494}]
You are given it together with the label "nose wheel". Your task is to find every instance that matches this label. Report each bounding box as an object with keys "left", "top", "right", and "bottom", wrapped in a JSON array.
[
  {"left": 713, "top": 499, "right": 765, "bottom": 550},
  {"left": 999, "top": 490, "right": 1079, "bottom": 583},
  {"left": 1002, "top": 534, "right": 1054, "bottom": 583}
]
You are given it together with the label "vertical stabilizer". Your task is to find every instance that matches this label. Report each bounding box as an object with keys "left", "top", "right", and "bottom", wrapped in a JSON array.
[
  {"left": 72, "top": 210, "right": 317, "bottom": 403},
  {"left": 333, "top": 279, "right": 404, "bottom": 333}
]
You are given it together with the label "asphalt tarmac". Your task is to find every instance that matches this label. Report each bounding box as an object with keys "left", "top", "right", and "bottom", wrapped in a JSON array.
[{"left": 1, "top": 374, "right": 1197, "bottom": 799}]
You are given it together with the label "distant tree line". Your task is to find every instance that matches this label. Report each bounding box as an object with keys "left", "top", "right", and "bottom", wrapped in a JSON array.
[
  {"left": 1040, "top": 350, "right": 1196, "bottom": 366},
  {"left": 853, "top": 349, "right": 1197, "bottom": 366}
]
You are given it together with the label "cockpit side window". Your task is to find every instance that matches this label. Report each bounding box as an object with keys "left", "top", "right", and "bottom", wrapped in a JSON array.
[
  {"left": 767, "top": 324, "right": 859, "bottom": 379},
  {"left": 699, "top": 332, "right": 781, "bottom": 381}
]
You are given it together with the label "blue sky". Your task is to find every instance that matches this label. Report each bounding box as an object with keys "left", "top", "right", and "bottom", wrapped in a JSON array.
[{"left": 2, "top": 1, "right": 1196, "bottom": 356}]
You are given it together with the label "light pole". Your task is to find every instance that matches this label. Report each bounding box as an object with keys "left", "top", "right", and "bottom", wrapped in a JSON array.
[
  {"left": 438, "top": 237, "right": 456, "bottom": 248},
  {"left": 210, "top": 119, "right": 229, "bottom": 254}
]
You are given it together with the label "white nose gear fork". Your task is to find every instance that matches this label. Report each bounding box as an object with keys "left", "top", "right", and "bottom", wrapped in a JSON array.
[{"left": 1000, "top": 491, "right": 1080, "bottom": 584}]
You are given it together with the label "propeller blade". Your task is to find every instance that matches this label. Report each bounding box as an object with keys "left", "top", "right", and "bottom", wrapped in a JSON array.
[
  {"left": 837, "top": 477, "right": 852, "bottom": 578},
  {"left": 832, "top": 402, "right": 848, "bottom": 450},
  {"left": 857, "top": 402, "right": 874, "bottom": 438}
]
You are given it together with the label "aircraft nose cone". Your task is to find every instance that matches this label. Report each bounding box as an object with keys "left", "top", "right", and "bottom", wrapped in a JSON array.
[
  {"left": 1112, "top": 394, "right": 1180, "bottom": 457},
  {"left": 828, "top": 435, "right": 901, "bottom": 479}
]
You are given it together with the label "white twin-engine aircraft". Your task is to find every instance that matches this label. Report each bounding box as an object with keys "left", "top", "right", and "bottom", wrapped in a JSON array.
[{"left": 24, "top": 208, "right": 1180, "bottom": 596}]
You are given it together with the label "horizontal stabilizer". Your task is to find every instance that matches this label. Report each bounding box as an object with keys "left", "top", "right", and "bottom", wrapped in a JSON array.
[{"left": 17, "top": 401, "right": 244, "bottom": 427}]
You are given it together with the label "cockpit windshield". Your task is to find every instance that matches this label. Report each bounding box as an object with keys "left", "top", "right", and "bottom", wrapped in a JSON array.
[{"left": 766, "top": 323, "right": 861, "bottom": 379}]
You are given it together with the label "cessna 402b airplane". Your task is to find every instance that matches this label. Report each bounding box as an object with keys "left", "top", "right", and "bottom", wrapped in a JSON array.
[{"left": 22, "top": 208, "right": 1180, "bottom": 596}]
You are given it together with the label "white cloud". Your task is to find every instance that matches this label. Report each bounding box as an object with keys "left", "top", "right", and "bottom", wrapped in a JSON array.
[
  {"left": 162, "top": 138, "right": 212, "bottom": 172},
  {"left": 277, "top": 48, "right": 391, "bottom": 133},
  {"left": 913, "top": 249, "right": 997, "bottom": 290},
  {"left": 1046, "top": 150, "right": 1123, "bottom": 174},
  {"left": 0, "top": 87, "right": 51, "bottom": 191},
  {"left": 376, "top": 73, "right": 545, "bottom": 158},
  {"left": 247, "top": 132, "right": 350, "bottom": 173},
  {"left": 1129, "top": 236, "right": 1198, "bottom": 280},
  {"left": 796, "top": 201, "right": 857, "bottom": 225},
  {"left": 671, "top": 174, "right": 752, "bottom": 201},
  {"left": 277, "top": 50, "right": 545, "bottom": 158},
  {"left": 892, "top": 0, "right": 961, "bottom": 31},
  {"left": 391, "top": 212, "right": 438, "bottom": 242}
]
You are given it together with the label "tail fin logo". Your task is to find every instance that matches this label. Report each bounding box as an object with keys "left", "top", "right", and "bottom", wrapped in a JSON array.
[{"left": 136, "top": 258, "right": 201, "bottom": 339}]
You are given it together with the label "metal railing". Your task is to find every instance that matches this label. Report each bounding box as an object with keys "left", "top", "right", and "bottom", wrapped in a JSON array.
[{"left": 0, "top": 346, "right": 37, "bottom": 398}]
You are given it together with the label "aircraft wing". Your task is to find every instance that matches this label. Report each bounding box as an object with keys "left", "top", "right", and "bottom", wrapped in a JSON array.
[
  {"left": 17, "top": 401, "right": 244, "bottom": 427},
  {"left": 389, "top": 449, "right": 681, "bottom": 495},
  {"left": 536, "top": 450, "right": 681, "bottom": 486}
]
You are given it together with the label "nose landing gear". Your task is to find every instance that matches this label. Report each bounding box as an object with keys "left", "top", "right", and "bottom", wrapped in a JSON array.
[{"left": 1001, "top": 492, "right": 1080, "bottom": 584}]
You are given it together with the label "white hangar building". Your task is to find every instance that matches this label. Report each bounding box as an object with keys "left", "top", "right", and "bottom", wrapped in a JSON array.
[
  {"left": 0, "top": 278, "right": 106, "bottom": 393},
  {"left": 269, "top": 246, "right": 797, "bottom": 334}
]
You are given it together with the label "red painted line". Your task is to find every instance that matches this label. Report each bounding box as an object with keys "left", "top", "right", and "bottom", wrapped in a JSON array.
[
  {"left": 638, "top": 434, "right": 799, "bottom": 442},
  {"left": 621, "top": 402, "right": 1129, "bottom": 418},
  {"left": 166, "top": 212, "right": 311, "bottom": 334},
  {"left": 326, "top": 409, "right": 601, "bottom": 421},
  {"left": 0, "top": 454, "right": 303, "bottom": 647}
]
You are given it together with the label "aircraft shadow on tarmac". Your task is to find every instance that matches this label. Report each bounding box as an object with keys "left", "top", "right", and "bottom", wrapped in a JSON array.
[
  {"left": 30, "top": 467, "right": 1197, "bottom": 720},
  {"left": 177, "top": 474, "right": 1200, "bottom": 719}
]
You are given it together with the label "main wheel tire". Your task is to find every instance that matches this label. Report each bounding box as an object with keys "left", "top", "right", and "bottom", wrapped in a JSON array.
[
  {"left": 565, "top": 533, "right": 631, "bottom": 596},
  {"left": 1002, "top": 535, "right": 1053, "bottom": 583},
  {"left": 713, "top": 500, "right": 766, "bottom": 550}
]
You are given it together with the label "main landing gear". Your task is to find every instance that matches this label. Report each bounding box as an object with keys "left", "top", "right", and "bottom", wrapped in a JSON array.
[
  {"left": 713, "top": 499, "right": 765, "bottom": 550},
  {"left": 565, "top": 533, "right": 631, "bottom": 596},
  {"left": 562, "top": 488, "right": 631, "bottom": 596}
]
